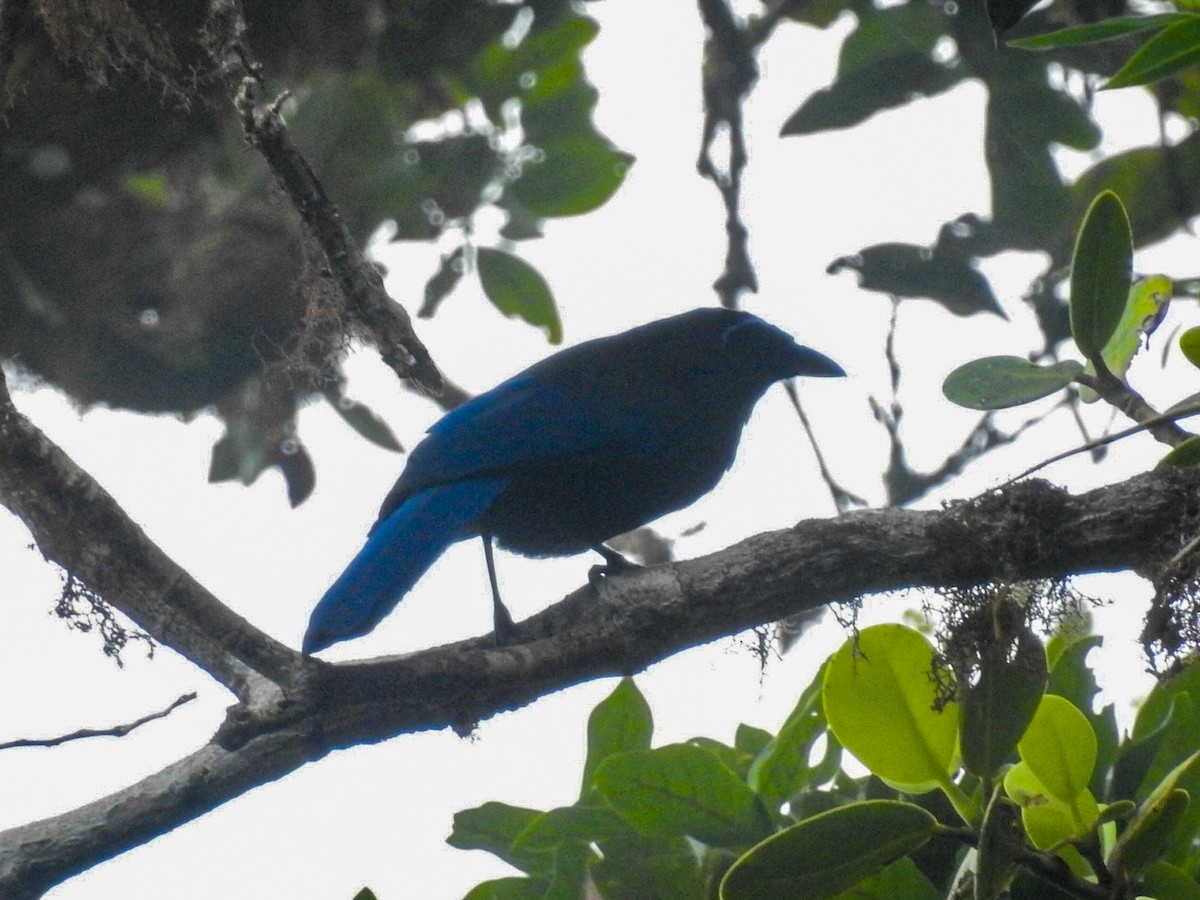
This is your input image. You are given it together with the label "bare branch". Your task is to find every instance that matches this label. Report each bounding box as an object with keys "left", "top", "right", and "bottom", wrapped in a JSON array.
[{"left": 0, "top": 694, "right": 196, "bottom": 751}]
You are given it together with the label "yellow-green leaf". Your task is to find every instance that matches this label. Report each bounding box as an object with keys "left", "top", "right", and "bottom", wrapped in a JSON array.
[{"left": 823, "top": 625, "right": 959, "bottom": 789}]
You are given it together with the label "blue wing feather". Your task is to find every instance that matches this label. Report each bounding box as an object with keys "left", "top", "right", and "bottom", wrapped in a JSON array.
[{"left": 303, "top": 477, "right": 506, "bottom": 653}]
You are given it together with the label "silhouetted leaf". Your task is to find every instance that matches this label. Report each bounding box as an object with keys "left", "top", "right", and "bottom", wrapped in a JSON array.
[
  {"left": 782, "top": 51, "right": 958, "bottom": 136},
  {"left": 987, "top": 0, "right": 1042, "bottom": 37},
  {"left": 322, "top": 385, "right": 403, "bottom": 453},
  {"left": 420, "top": 248, "right": 465, "bottom": 318},
  {"left": 828, "top": 243, "right": 1003, "bottom": 317}
]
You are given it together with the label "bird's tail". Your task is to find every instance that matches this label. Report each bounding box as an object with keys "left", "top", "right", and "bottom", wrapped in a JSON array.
[{"left": 303, "top": 478, "right": 505, "bottom": 654}]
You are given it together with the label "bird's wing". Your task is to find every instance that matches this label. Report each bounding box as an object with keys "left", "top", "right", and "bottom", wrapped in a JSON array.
[{"left": 373, "top": 373, "right": 651, "bottom": 529}]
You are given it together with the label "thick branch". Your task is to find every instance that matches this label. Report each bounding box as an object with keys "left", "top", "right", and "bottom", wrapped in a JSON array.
[{"left": 3, "top": 467, "right": 1198, "bottom": 896}]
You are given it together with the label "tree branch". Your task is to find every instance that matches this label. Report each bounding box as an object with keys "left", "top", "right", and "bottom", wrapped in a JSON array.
[
  {"left": 0, "top": 368, "right": 304, "bottom": 699},
  {"left": 2, "top": 436, "right": 1197, "bottom": 895}
]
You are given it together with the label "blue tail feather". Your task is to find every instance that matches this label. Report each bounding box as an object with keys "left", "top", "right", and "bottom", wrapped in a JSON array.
[{"left": 303, "top": 478, "right": 505, "bottom": 654}]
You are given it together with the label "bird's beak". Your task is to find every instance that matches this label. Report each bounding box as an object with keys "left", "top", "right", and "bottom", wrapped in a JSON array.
[{"left": 792, "top": 345, "right": 846, "bottom": 378}]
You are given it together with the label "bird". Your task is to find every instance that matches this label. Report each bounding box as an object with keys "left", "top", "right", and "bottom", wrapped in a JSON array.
[{"left": 303, "top": 307, "right": 844, "bottom": 654}]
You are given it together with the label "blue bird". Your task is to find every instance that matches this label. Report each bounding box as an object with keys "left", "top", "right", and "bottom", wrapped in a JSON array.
[{"left": 303, "top": 308, "right": 844, "bottom": 654}]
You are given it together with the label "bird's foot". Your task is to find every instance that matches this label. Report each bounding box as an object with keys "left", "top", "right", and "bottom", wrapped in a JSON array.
[
  {"left": 588, "top": 545, "right": 644, "bottom": 590},
  {"left": 492, "top": 600, "right": 517, "bottom": 647}
]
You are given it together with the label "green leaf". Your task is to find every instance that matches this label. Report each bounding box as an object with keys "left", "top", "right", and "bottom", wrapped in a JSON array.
[
  {"left": 748, "top": 664, "right": 831, "bottom": 814},
  {"left": 512, "top": 804, "right": 627, "bottom": 852},
  {"left": 829, "top": 857, "right": 940, "bottom": 900},
  {"left": 1017, "top": 695, "right": 1097, "bottom": 805},
  {"left": 351, "top": 890, "right": 378, "bottom": 900},
  {"left": 322, "top": 385, "right": 403, "bottom": 453},
  {"left": 735, "top": 724, "right": 774, "bottom": 760},
  {"left": 590, "top": 833, "right": 707, "bottom": 900},
  {"left": 476, "top": 247, "right": 562, "bottom": 343},
  {"left": 1161, "top": 435, "right": 1200, "bottom": 467},
  {"left": 593, "top": 744, "right": 771, "bottom": 849},
  {"left": 960, "top": 627, "right": 1048, "bottom": 780},
  {"left": 1079, "top": 275, "right": 1173, "bottom": 401},
  {"left": 1106, "top": 17, "right": 1200, "bottom": 89},
  {"left": 1109, "top": 786, "right": 1192, "bottom": 874},
  {"left": 582, "top": 677, "right": 653, "bottom": 794},
  {"left": 447, "top": 802, "right": 551, "bottom": 875},
  {"left": 1046, "top": 635, "right": 1119, "bottom": 798},
  {"left": 1180, "top": 326, "right": 1200, "bottom": 369},
  {"left": 823, "top": 624, "right": 959, "bottom": 789},
  {"left": 1003, "top": 760, "right": 1100, "bottom": 848},
  {"left": 1138, "top": 860, "right": 1200, "bottom": 900},
  {"left": 719, "top": 801, "right": 937, "bottom": 900},
  {"left": 1070, "top": 191, "right": 1134, "bottom": 362},
  {"left": 942, "top": 356, "right": 1083, "bottom": 410},
  {"left": 1008, "top": 14, "right": 1190, "bottom": 50},
  {"left": 462, "top": 877, "right": 548, "bottom": 900},
  {"left": 510, "top": 134, "right": 633, "bottom": 218}
]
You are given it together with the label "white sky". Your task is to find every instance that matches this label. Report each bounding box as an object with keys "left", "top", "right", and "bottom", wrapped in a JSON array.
[{"left": 0, "top": 3, "right": 1191, "bottom": 898}]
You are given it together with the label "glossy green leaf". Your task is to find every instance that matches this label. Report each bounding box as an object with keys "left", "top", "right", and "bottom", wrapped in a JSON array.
[
  {"left": 1017, "top": 695, "right": 1097, "bottom": 805},
  {"left": 1046, "top": 634, "right": 1119, "bottom": 797},
  {"left": 1008, "top": 14, "right": 1190, "bottom": 50},
  {"left": 1003, "top": 760, "right": 1100, "bottom": 848},
  {"left": 823, "top": 625, "right": 959, "bottom": 789},
  {"left": 594, "top": 744, "right": 770, "bottom": 849},
  {"left": 1106, "top": 17, "right": 1200, "bottom": 89},
  {"left": 960, "top": 627, "right": 1048, "bottom": 780},
  {"left": 476, "top": 247, "right": 562, "bottom": 343},
  {"left": 447, "top": 802, "right": 551, "bottom": 875},
  {"left": 942, "top": 356, "right": 1083, "bottom": 410},
  {"left": 719, "top": 801, "right": 937, "bottom": 900},
  {"left": 582, "top": 678, "right": 653, "bottom": 793},
  {"left": 1080, "top": 275, "right": 1173, "bottom": 401},
  {"left": 1070, "top": 191, "right": 1134, "bottom": 362}
]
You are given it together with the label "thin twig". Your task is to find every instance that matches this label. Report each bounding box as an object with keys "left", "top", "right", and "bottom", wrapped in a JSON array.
[
  {"left": 1005, "top": 396, "right": 1200, "bottom": 486},
  {"left": 782, "top": 379, "right": 866, "bottom": 513},
  {"left": 0, "top": 693, "right": 197, "bottom": 751}
]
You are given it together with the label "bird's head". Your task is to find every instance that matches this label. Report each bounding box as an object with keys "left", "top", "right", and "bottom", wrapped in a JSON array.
[{"left": 718, "top": 312, "right": 845, "bottom": 383}]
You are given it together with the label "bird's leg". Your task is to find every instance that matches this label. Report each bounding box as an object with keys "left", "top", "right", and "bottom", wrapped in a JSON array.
[
  {"left": 588, "top": 544, "right": 644, "bottom": 589},
  {"left": 483, "top": 534, "right": 517, "bottom": 645}
]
